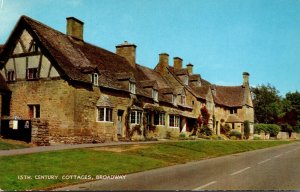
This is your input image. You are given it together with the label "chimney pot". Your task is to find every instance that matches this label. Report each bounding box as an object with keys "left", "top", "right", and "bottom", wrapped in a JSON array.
[{"left": 66, "top": 17, "right": 84, "bottom": 41}]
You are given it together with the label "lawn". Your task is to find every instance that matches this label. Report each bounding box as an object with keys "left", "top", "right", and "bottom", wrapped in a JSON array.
[
  {"left": 0, "top": 140, "right": 292, "bottom": 190},
  {"left": 0, "top": 139, "right": 30, "bottom": 150}
]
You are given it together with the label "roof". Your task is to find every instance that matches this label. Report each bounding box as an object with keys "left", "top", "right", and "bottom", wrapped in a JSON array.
[
  {"left": 213, "top": 85, "right": 246, "bottom": 107},
  {"left": 226, "top": 114, "right": 243, "bottom": 123},
  {"left": 193, "top": 86, "right": 210, "bottom": 100}
]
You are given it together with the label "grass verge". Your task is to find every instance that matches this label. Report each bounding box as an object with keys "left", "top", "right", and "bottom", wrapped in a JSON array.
[
  {"left": 0, "top": 138, "right": 30, "bottom": 150},
  {"left": 0, "top": 140, "right": 293, "bottom": 190}
]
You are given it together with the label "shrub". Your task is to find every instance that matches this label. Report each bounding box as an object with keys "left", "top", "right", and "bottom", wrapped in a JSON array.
[
  {"left": 220, "top": 123, "right": 231, "bottom": 136},
  {"left": 253, "top": 136, "right": 261, "bottom": 140},
  {"left": 229, "top": 130, "right": 242, "bottom": 139},
  {"left": 200, "top": 126, "right": 212, "bottom": 136},
  {"left": 244, "top": 120, "right": 250, "bottom": 139},
  {"left": 268, "top": 124, "right": 280, "bottom": 137}
]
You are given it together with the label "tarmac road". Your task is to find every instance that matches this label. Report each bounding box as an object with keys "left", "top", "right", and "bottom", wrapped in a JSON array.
[{"left": 55, "top": 141, "right": 300, "bottom": 191}]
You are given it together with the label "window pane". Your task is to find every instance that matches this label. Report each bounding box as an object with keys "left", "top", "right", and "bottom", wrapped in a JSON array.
[
  {"left": 35, "top": 105, "right": 40, "bottom": 118},
  {"left": 137, "top": 112, "right": 141, "bottom": 124},
  {"left": 169, "top": 115, "right": 174, "bottom": 127},
  {"left": 99, "top": 108, "right": 105, "bottom": 121},
  {"left": 154, "top": 113, "right": 159, "bottom": 125},
  {"left": 130, "top": 111, "right": 136, "bottom": 124}
]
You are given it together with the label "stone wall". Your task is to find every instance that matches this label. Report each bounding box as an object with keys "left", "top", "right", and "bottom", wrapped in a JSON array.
[
  {"left": 31, "top": 119, "right": 50, "bottom": 146},
  {"left": 8, "top": 79, "right": 76, "bottom": 141}
]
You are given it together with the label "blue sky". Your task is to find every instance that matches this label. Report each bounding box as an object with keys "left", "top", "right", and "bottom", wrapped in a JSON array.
[{"left": 0, "top": 0, "right": 299, "bottom": 96}]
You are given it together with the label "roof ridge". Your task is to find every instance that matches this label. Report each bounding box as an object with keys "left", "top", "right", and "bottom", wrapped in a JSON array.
[{"left": 21, "top": 15, "right": 66, "bottom": 36}]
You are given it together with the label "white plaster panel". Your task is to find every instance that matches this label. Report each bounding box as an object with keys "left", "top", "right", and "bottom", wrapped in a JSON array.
[{"left": 15, "top": 57, "right": 26, "bottom": 79}]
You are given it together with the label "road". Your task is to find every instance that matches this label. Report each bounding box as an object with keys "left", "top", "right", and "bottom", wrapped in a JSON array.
[{"left": 56, "top": 142, "right": 300, "bottom": 191}]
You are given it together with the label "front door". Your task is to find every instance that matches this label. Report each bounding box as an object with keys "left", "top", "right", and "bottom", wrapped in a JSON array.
[{"left": 117, "top": 110, "right": 124, "bottom": 136}]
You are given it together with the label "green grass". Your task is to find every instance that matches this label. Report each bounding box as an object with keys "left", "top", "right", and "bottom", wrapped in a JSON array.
[
  {"left": 0, "top": 139, "right": 30, "bottom": 150},
  {"left": 0, "top": 140, "right": 292, "bottom": 190}
]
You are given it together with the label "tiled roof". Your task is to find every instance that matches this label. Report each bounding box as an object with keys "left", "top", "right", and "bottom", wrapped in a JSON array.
[
  {"left": 193, "top": 85, "right": 210, "bottom": 100},
  {"left": 213, "top": 85, "right": 246, "bottom": 107},
  {"left": 20, "top": 16, "right": 154, "bottom": 98}
]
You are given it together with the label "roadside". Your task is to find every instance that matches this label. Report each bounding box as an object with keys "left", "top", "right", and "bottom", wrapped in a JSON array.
[
  {"left": 55, "top": 141, "right": 300, "bottom": 191},
  {"left": 0, "top": 140, "right": 294, "bottom": 190}
]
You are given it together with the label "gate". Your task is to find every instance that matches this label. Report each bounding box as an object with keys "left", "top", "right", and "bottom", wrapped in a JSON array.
[{"left": 0, "top": 119, "right": 32, "bottom": 142}]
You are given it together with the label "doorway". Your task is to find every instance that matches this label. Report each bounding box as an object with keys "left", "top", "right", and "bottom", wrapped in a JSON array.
[{"left": 117, "top": 110, "right": 124, "bottom": 136}]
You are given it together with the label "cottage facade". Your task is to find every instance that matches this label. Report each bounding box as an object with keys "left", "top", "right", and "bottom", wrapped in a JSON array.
[{"left": 0, "top": 16, "right": 254, "bottom": 145}]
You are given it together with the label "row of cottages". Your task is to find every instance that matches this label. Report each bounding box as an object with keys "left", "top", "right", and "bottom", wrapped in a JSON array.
[{"left": 0, "top": 16, "right": 254, "bottom": 145}]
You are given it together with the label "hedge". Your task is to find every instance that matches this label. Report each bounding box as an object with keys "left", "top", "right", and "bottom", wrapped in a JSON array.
[{"left": 254, "top": 124, "right": 281, "bottom": 137}]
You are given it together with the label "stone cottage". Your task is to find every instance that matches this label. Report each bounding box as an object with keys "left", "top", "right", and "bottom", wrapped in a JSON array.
[{"left": 0, "top": 16, "right": 254, "bottom": 145}]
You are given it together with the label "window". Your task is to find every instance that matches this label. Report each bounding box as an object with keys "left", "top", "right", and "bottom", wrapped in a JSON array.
[
  {"left": 26, "top": 68, "right": 38, "bottom": 80},
  {"left": 28, "top": 105, "right": 40, "bottom": 118},
  {"left": 97, "top": 107, "right": 113, "bottom": 122},
  {"left": 130, "top": 110, "right": 142, "bottom": 124},
  {"left": 181, "top": 95, "right": 186, "bottom": 105},
  {"left": 7, "top": 70, "right": 15, "bottom": 81},
  {"left": 183, "top": 76, "right": 188, "bottom": 85},
  {"left": 169, "top": 114, "right": 180, "bottom": 128},
  {"left": 154, "top": 113, "right": 165, "bottom": 125},
  {"left": 33, "top": 42, "right": 38, "bottom": 52},
  {"left": 91, "top": 73, "right": 99, "bottom": 86},
  {"left": 152, "top": 89, "right": 158, "bottom": 101},
  {"left": 172, "top": 95, "right": 176, "bottom": 105},
  {"left": 230, "top": 108, "right": 237, "bottom": 114},
  {"left": 129, "top": 82, "right": 136, "bottom": 94}
]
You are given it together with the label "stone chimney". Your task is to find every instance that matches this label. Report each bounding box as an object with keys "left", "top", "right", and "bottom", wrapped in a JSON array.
[
  {"left": 66, "top": 17, "right": 84, "bottom": 41},
  {"left": 116, "top": 41, "right": 137, "bottom": 68},
  {"left": 243, "top": 72, "right": 250, "bottom": 87},
  {"left": 186, "top": 63, "right": 193, "bottom": 75},
  {"left": 155, "top": 53, "right": 169, "bottom": 75},
  {"left": 173, "top": 57, "right": 183, "bottom": 70}
]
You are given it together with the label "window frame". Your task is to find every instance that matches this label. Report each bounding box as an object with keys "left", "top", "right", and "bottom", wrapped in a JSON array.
[
  {"left": 26, "top": 68, "right": 39, "bottom": 80},
  {"left": 154, "top": 112, "right": 165, "bottom": 126},
  {"left": 152, "top": 89, "right": 158, "bottom": 102},
  {"left": 129, "top": 82, "right": 136, "bottom": 94},
  {"left": 169, "top": 114, "right": 180, "bottom": 128},
  {"left": 91, "top": 73, "right": 99, "bottom": 86},
  {"left": 7, "top": 70, "right": 16, "bottom": 81},
  {"left": 96, "top": 107, "right": 113, "bottom": 122},
  {"left": 28, "top": 104, "right": 40, "bottom": 118},
  {"left": 130, "top": 110, "right": 142, "bottom": 124}
]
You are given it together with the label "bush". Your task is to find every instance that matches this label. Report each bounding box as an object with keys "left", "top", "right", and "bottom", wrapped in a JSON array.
[
  {"left": 220, "top": 124, "right": 231, "bottom": 136},
  {"left": 268, "top": 124, "right": 280, "bottom": 137},
  {"left": 229, "top": 130, "right": 242, "bottom": 139},
  {"left": 244, "top": 120, "right": 250, "bottom": 139},
  {"left": 200, "top": 126, "right": 212, "bottom": 136},
  {"left": 253, "top": 136, "right": 261, "bottom": 140}
]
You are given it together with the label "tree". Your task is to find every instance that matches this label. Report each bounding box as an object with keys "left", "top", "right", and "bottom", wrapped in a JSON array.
[
  {"left": 280, "top": 91, "right": 300, "bottom": 132},
  {"left": 251, "top": 84, "right": 282, "bottom": 124},
  {"left": 244, "top": 120, "right": 250, "bottom": 139},
  {"left": 197, "top": 106, "right": 212, "bottom": 136}
]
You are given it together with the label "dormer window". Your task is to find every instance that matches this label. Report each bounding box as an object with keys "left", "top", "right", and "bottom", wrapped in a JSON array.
[
  {"left": 152, "top": 89, "right": 158, "bottom": 102},
  {"left": 180, "top": 93, "right": 186, "bottom": 105},
  {"left": 183, "top": 76, "right": 188, "bottom": 85},
  {"left": 172, "top": 95, "right": 176, "bottom": 105},
  {"left": 26, "top": 68, "right": 38, "bottom": 80},
  {"left": 91, "top": 73, "right": 99, "bottom": 86},
  {"left": 7, "top": 70, "right": 15, "bottom": 81},
  {"left": 129, "top": 82, "right": 136, "bottom": 94}
]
